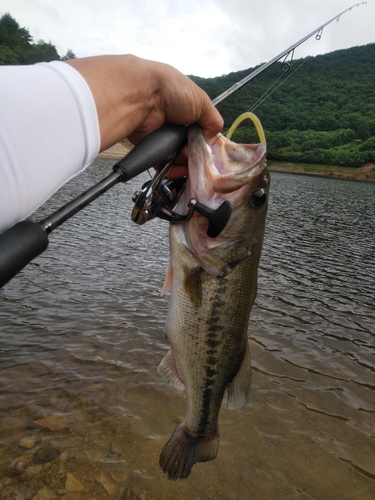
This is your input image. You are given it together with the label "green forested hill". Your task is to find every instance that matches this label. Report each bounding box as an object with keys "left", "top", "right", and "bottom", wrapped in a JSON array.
[
  {"left": 191, "top": 44, "right": 375, "bottom": 167},
  {"left": 0, "top": 13, "right": 75, "bottom": 64},
  {"left": 1, "top": 11, "right": 373, "bottom": 168}
]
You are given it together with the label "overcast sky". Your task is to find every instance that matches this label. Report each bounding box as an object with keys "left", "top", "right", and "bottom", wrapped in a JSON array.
[{"left": 1, "top": 0, "right": 374, "bottom": 78}]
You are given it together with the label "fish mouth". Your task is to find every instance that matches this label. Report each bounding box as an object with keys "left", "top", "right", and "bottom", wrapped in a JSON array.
[
  {"left": 211, "top": 134, "right": 266, "bottom": 175},
  {"left": 187, "top": 125, "right": 267, "bottom": 204}
]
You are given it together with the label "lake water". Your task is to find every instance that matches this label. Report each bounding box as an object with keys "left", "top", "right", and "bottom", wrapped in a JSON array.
[{"left": 0, "top": 160, "right": 374, "bottom": 500}]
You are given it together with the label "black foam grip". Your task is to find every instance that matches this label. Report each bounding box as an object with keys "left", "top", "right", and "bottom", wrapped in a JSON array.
[
  {"left": 0, "top": 221, "right": 49, "bottom": 288},
  {"left": 113, "top": 123, "right": 187, "bottom": 181}
]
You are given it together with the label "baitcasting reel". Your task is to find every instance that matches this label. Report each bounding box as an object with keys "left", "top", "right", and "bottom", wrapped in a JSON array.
[{"left": 131, "top": 156, "right": 232, "bottom": 239}]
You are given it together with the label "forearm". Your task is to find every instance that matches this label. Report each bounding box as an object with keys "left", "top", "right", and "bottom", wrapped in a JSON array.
[{"left": 0, "top": 62, "right": 100, "bottom": 233}]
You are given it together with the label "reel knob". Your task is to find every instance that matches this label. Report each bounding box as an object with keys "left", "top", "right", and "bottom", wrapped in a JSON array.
[{"left": 189, "top": 200, "right": 232, "bottom": 238}]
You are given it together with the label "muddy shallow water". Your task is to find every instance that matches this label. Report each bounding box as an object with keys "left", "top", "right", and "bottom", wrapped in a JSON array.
[{"left": 0, "top": 161, "right": 374, "bottom": 499}]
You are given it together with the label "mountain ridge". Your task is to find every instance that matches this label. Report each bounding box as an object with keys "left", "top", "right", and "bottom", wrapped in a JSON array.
[{"left": 190, "top": 44, "right": 375, "bottom": 167}]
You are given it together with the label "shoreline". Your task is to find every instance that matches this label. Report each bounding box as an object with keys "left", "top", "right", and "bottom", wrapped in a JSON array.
[
  {"left": 267, "top": 161, "right": 375, "bottom": 182},
  {"left": 97, "top": 141, "right": 133, "bottom": 160},
  {"left": 97, "top": 143, "right": 375, "bottom": 183}
]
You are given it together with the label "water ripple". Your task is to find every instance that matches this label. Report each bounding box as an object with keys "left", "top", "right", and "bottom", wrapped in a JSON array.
[{"left": 0, "top": 164, "right": 374, "bottom": 497}]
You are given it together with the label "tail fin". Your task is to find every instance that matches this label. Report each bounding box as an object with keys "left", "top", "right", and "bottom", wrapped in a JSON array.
[{"left": 159, "top": 423, "right": 219, "bottom": 480}]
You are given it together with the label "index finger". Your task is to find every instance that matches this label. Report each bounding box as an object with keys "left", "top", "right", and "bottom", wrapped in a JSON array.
[{"left": 196, "top": 92, "right": 224, "bottom": 140}]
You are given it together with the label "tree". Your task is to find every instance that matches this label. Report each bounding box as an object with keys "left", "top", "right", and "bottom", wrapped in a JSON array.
[
  {"left": 26, "top": 39, "right": 60, "bottom": 64},
  {"left": 61, "top": 49, "right": 76, "bottom": 61},
  {"left": 0, "top": 13, "right": 32, "bottom": 64},
  {"left": 0, "top": 13, "right": 77, "bottom": 64},
  {"left": 0, "top": 43, "right": 18, "bottom": 64}
]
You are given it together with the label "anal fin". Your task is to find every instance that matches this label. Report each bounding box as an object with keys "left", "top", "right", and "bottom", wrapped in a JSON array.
[
  {"left": 157, "top": 349, "right": 185, "bottom": 390},
  {"left": 226, "top": 341, "right": 252, "bottom": 410}
]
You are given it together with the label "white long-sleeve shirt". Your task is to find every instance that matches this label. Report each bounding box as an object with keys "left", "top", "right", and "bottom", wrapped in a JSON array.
[{"left": 0, "top": 61, "right": 100, "bottom": 233}]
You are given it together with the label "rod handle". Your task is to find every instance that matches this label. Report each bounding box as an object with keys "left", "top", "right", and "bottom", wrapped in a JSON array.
[
  {"left": 0, "top": 221, "right": 49, "bottom": 288},
  {"left": 113, "top": 123, "right": 187, "bottom": 181}
]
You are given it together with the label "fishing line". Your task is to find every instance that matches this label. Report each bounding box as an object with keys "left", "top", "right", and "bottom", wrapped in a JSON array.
[
  {"left": 225, "top": 2, "right": 368, "bottom": 130},
  {"left": 246, "top": 71, "right": 288, "bottom": 113},
  {"left": 222, "top": 41, "right": 315, "bottom": 139},
  {"left": 248, "top": 56, "right": 311, "bottom": 113},
  {"left": 245, "top": 30, "right": 333, "bottom": 115}
]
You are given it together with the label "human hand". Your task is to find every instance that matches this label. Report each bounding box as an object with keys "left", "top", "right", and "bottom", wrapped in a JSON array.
[{"left": 66, "top": 55, "right": 223, "bottom": 152}]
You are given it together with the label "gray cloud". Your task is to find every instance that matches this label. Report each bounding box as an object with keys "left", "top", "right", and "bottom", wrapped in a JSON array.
[{"left": 1, "top": 0, "right": 373, "bottom": 77}]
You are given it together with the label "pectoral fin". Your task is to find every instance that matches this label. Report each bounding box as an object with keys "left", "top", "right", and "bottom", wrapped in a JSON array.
[
  {"left": 157, "top": 349, "right": 185, "bottom": 390},
  {"left": 226, "top": 341, "right": 252, "bottom": 410},
  {"left": 161, "top": 262, "right": 173, "bottom": 296}
]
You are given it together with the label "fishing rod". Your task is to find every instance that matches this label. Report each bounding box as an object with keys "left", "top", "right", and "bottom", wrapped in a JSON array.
[
  {"left": 0, "top": 2, "right": 367, "bottom": 288},
  {"left": 212, "top": 2, "right": 367, "bottom": 106}
]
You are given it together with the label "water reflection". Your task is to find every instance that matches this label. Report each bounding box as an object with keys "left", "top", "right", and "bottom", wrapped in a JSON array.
[{"left": 0, "top": 162, "right": 374, "bottom": 499}]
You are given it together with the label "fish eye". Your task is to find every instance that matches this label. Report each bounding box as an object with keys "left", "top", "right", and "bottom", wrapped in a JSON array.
[{"left": 249, "top": 189, "right": 267, "bottom": 208}]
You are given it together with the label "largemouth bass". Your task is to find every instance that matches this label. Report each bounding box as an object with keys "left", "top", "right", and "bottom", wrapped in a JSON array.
[{"left": 158, "top": 125, "right": 269, "bottom": 480}]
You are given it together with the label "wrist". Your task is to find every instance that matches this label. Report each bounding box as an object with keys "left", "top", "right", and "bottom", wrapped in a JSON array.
[{"left": 66, "top": 55, "right": 160, "bottom": 151}]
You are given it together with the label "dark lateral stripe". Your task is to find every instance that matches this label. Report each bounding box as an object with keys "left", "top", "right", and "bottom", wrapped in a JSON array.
[
  {"left": 196, "top": 278, "right": 228, "bottom": 436},
  {"left": 197, "top": 386, "right": 213, "bottom": 435}
]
